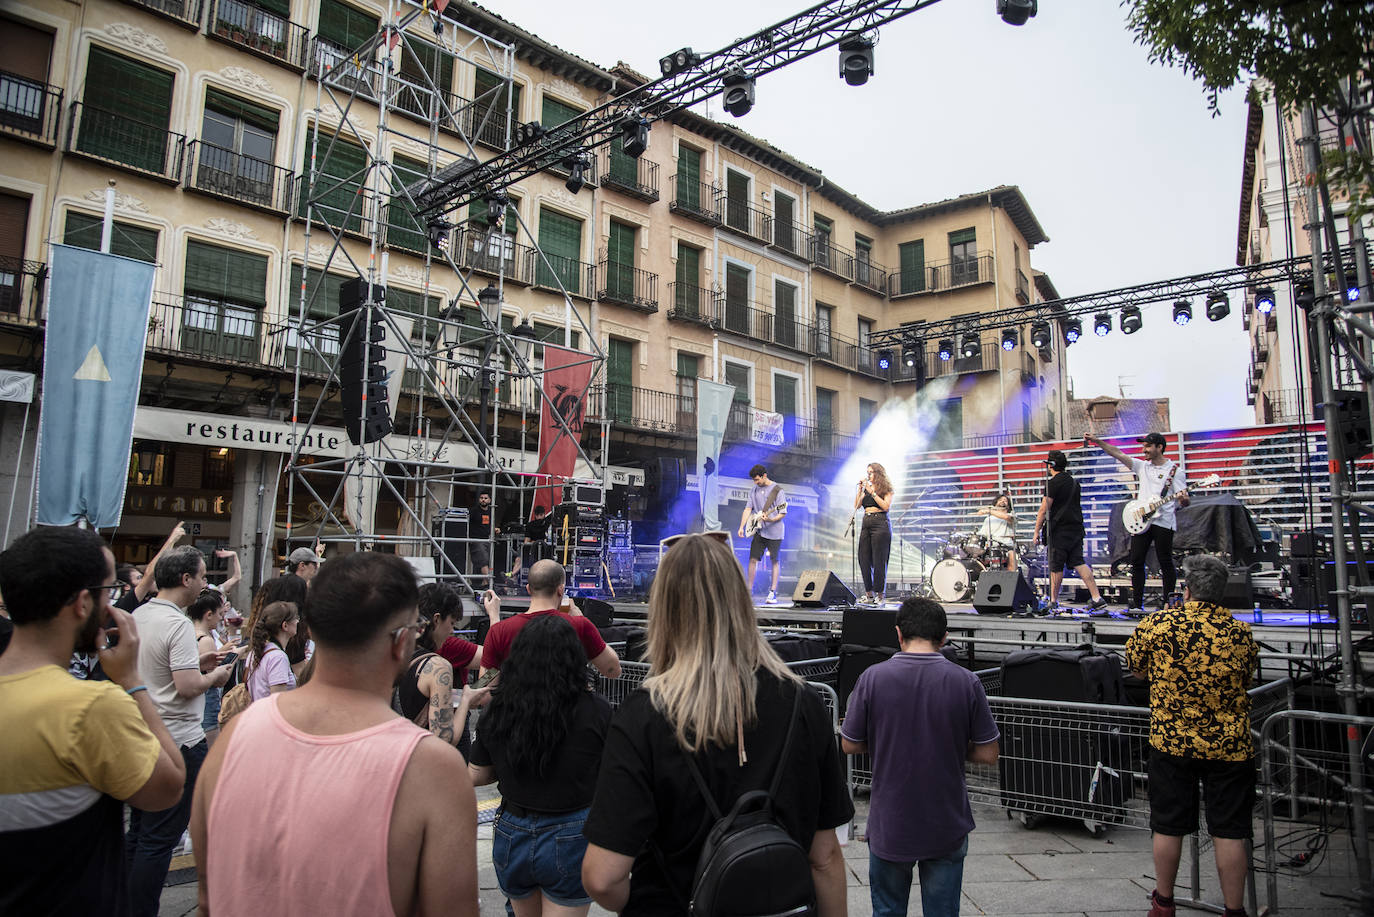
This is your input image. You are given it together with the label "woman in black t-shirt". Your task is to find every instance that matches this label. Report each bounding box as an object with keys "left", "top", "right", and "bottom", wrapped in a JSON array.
[
  {"left": 470, "top": 614, "right": 610, "bottom": 916},
  {"left": 580, "top": 533, "right": 854, "bottom": 915}
]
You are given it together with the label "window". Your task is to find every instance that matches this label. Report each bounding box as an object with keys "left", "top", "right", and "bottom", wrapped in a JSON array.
[
  {"left": 931, "top": 397, "right": 963, "bottom": 450},
  {"left": 898, "top": 240, "right": 925, "bottom": 294},
  {"left": 774, "top": 280, "right": 797, "bottom": 348},
  {"left": 197, "top": 88, "right": 279, "bottom": 205},
  {"left": 773, "top": 191, "right": 797, "bottom": 253},
  {"left": 674, "top": 243, "right": 701, "bottom": 316},
  {"left": 77, "top": 47, "right": 174, "bottom": 174},
  {"left": 536, "top": 208, "right": 582, "bottom": 293},
  {"left": 285, "top": 263, "right": 348, "bottom": 374},
  {"left": 532, "top": 322, "right": 581, "bottom": 354},
  {"left": 815, "top": 387, "right": 835, "bottom": 450},
  {"left": 773, "top": 374, "right": 797, "bottom": 441},
  {"left": 606, "top": 337, "right": 634, "bottom": 423},
  {"left": 1022, "top": 402, "right": 1033, "bottom": 440},
  {"left": 859, "top": 397, "right": 877, "bottom": 432},
  {"left": 397, "top": 37, "right": 454, "bottom": 119},
  {"left": 465, "top": 194, "right": 519, "bottom": 273},
  {"left": 183, "top": 241, "right": 267, "bottom": 363},
  {"left": 854, "top": 234, "right": 873, "bottom": 285},
  {"left": 676, "top": 353, "right": 698, "bottom": 415},
  {"left": 724, "top": 362, "right": 751, "bottom": 439},
  {"left": 384, "top": 155, "right": 430, "bottom": 253},
  {"left": 725, "top": 169, "right": 749, "bottom": 232},
  {"left": 391, "top": 286, "right": 441, "bottom": 389},
  {"left": 676, "top": 145, "right": 702, "bottom": 210},
  {"left": 63, "top": 211, "right": 159, "bottom": 263},
  {"left": 949, "top": 227, "right": 977, "bottom": 285},
  {"left": 604, "top": 220, "right": 636, "bottom": 302},
  {"left": 815, "top": 303, "right": 834, "bottom": 358},
  {"left": 541, "top": 95, "right": 581, "bottom": 143},
  {"left": 315, "top": 0, "right": 379, "bottom": 96},
  {"left": 857, "top": 317, "right": 874, "bottom": 373},
  {"left": 213, "top": 0, "right": 290, "bottom": 50},
  {"left": 812, "top": 215, "right": 833, "bottom": 267},
  {"left": 300, "top": 130, "right": 366, "bottom": 232},
  {"left": 724, "top": 263, "right": 751, "bottom": 336},
  {"left": 0, "top": 192, "right": 30, "bottom": 313},
  {"left": 0, "top": 18, "right": 53, "bottom": 135},
  {"left": 473, "top": 68, "right": 521, "bottom": 147}
]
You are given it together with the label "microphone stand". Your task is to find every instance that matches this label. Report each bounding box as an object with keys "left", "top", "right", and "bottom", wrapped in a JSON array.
[{"left": 895, "top": 489, "right": 928, "bottom": 597}]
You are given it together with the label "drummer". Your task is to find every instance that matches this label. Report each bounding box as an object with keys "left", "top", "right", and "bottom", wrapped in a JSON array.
[{"left": 975, "top": 492, "right": 1018, "bottom": 570}]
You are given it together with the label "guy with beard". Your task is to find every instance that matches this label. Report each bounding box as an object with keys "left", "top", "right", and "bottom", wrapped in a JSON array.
[{"left": 0, "top": 526, "right": 186, "bottom": 916}]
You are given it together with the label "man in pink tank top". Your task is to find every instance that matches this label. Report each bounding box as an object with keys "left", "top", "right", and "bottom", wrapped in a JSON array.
[{"left": 191, "top": 553, "right": 480, "bottom": 917}]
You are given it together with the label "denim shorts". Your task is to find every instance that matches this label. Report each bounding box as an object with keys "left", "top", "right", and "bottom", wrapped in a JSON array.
[
  {"left": 201, "top": 685, "right": 222, "bottom": 731},
  {"left": 491, "top": 806, "right": 591, "bottom": 906}
]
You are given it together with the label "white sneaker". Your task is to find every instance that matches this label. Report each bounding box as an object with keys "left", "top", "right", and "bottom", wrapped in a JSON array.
[{"left": 765, "top": 590, "right": 778, "bottom": 605}]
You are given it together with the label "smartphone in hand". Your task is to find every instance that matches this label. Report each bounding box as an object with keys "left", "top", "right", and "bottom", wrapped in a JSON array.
[
  {"left": 219, "top": 651, "right": 239, "bottom": 668},
  {"left": 474, "top": 668, "right": 499, "bottom": 689}
]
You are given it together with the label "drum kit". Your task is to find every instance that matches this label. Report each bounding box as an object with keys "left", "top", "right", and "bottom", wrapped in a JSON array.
[{"left": 912, "top": 526, "right": 1030, "bottom": 603}]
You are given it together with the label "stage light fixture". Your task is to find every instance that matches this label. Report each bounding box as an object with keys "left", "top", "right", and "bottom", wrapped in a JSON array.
[
  {"left": 838, "top": 36, "right": 874, "bottom": 86},
  {"left": 659, "top": 47, "right": 699, "bottom": 78},
  {"left": 901, "top": 339, "right": 919, "bottom": 368},
  {"left": 1120, "top": 305, "right": 1142, "bottom": 334},
  {"left": 1029, "top": 320, "right": 1051, "bottom": 350},
  {"left": 619, "top": 113, "right": 650, "bottom": 158},
  {"left": 513, "top": 120, "right": 545, "bottom": 147},
  {"left": 1205, "top": 290, "right": 1230, "bottom": 322},
  {"left": 876, "top": 349, "right": 892, "bottom": 372},
  {"left": 1172, "top": 299, "right": 1192, "bottom": 325},
  {"left": 1254, "top": 287, "right": 1276, "bottom": 314},
  {"left": 1093, "top": 313, "right": 1111, "bottom": 337},
  {"left": 562, "top": 151, "right": 589, "bottom": 194},
  {"left": 996, "top": 0, "right": 1038, "bottom": 26},
  {"left": 937, "top": 338, "right": 954, "bottom": 361},
  {"left": 1348, "top": 285, "right": 1362, "bottom": 302},
  {"left": 1062, "top": 318, "right": 1082, "bottom": 345},
  {"left": 1000, "top": 328, "right": 1018, "bottom": 351},
  {"left": 960, "top": 333, "right": 980, "bottom": 359},
  {"left": 721, "top": 67, "right": 756, "bottom": 117},
  {"left": 426, "top": 218, "right": 452, "bottom": 250},
  {"left": 485, "top": 191, "right": 508, "bottom": 226}
]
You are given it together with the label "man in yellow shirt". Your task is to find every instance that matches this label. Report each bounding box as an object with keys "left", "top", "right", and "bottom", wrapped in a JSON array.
[{"left": 0, "top": 526, "right": 186, "bottom": 916}]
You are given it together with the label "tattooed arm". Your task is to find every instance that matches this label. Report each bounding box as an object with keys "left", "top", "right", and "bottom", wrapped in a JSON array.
[{"left": 425, "top": 656, "right": 458, "bottom": 747}]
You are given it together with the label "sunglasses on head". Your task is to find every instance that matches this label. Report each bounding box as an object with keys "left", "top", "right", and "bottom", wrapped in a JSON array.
[{"left": 661, "top": 531, "right": 732, "bottom": 550}]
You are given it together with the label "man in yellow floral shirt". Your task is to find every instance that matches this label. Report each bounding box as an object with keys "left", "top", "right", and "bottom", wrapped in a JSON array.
[{"left": 1125, "top": 554, "right": 1258, "bottom": 917}]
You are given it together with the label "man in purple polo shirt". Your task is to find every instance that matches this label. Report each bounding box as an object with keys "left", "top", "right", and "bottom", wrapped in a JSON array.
[{"left": 841, "top": 597, "right": 1000, "bottom": 917}]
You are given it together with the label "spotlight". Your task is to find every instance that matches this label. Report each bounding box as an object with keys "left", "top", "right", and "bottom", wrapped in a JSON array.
[
  {"left": 1093, "top": 313, "right": 1111, "bottom": 337},
  {"left": 1254, "top": 287, "right": 1276, "bottom": 314},
  {"left": 485, "top": 191, "right": 508, "bottom": 226},
  {"left": 960, "top": 333, "right": 980, "bottom": 359},
  {"left": 838, "top": 35, "right": 874, "bottom": 86},
  {"left": 1062, "top": 318, "right": 1082, "bottom": 345},
  {"left": 513, "top": 120, "right": 545, "bottom": 146},
  {"left": 1295, "top": 280, "right": 1315, "bottom": 312},
  {"left": 901, "top": 339, "right": 919, "bottom": 368},
  {"left": 1172, "top": 299, "right": 1192, "bottom": 325},
  {"left": 876, "top": 349, "right": 892, "bottom": 372},
  {"left": 1001, "top": 328, "right": 1018, "bottom": 351},
  {"left": 996, "top": 0, "right": 1038, "bottom": 26},
  {"left": 1348, "top": 285, "right": 1361, "bottom": 303},
  {"left": 427, "top": 218, "right": 452, "bottom": 250},
  {"left": 562, "top": 151, "right": 589, "bottom": 194},
  {"left": 1029, "top": 320, "right": 1051, "bottom": 350},
  {"left": 1205, "top": 290, "right": 1230, "bottom": 322},
  {"left": 619, "top": 113, "right": 649, "bottom": 158},
  {"left": 659, "top": 47, "right": 699, "bottom": 78},
  {"left": 721, "top": 67, "right": 755, "bottom": 117},
  {"left": 937, "top": 338, "right": 954, "bottom": 361},
  {"left": 1120, "top": 305, "right": 1142, "bottom": 334}
]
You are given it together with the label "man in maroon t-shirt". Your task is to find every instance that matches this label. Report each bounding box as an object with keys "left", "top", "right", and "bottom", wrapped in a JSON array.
[{"left": 478, "top": 560, "right": 620, "bottom": 679}]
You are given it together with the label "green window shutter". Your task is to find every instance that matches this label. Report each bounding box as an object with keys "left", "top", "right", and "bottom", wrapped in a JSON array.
[
  {"left": 474, "top": 68, "right": 521, "bottom": 143},
  {"left": 469, "top": 198, "right": 518, "bottom": 234},
  {"left": 774, "top": 280, "right": 795, "bottom": 323},
  {"left": 317, "top": 0, "right": 377, "bottom": 48},
  {"left": 676, "top": 146, "right": 701, "bottom": 209},
  {"left": 540, "top": 95, "right": 581, "bottom": 129},
  {"left": 254, "top": 0, "right": 289, "bottom": 15},
  {"left": 899, "top": 240, "right": 925, "bottom": 293},
  {"left": 725, "top": 263, "right": 750, "bottom": 336},
  {"left": 608, "top": 221, "right": 635, "bottom": 267},
  {"left": 949, "top": 227, "right": 976, "bottom": 246},
  {"left": 400, "top": 38, "right": 453, "bottom": 94},
  {"left": 184, "top": 241, "right": 268, "bottom": 307},
  {"left": 813, "top": 215, "right": 832, "bottom": 235},
  {"left": 676, "top": 353, "right": 698, "bottom": 378},
  {"left": 533, "top": 323, "right": 580, "bottom": 351},
  {"left": 537, "top": 208, "right": 582, "bottom": 290},
  {"left": 775, "top": 192, "right": 794, "bottom": 228},
  {"left": 80, "top": 48, "right": 174, "bottom": 173},
  {"left": 774, "top": 375, "right": 796, "bottom": 418},
  {"left": 303, "top": 135, "right": 367, "bottom": 231},
  {"left": 855, "top": 235, "right": 872, "bottom": 256},
  {"left": 63, "top": 211, "right": 159, "bottom": 264},
  {"left": 287, "top": 263, "right": 346, "bottom": 317},
  {"left": 609, "top": 144, "right": 637, "bottom": 185},
  {"left": 675, "top": 244, "right": 699, "bottom": 287},
  {"left": 726, "top": 170, "right": 748, "bottom": 202},
  {"left": 388, "top": 154, "right": 428, "bottom": 252},
  {"left": 724, "top": 363, "right": 749, "bottom": 403},
  {"left": 205, "top": 88, "right": 279, "bottom": 135}
]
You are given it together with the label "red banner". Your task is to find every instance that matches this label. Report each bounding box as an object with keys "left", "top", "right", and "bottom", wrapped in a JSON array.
[{"left": 534, "top": 344, "right": 592, "bottom": 516}]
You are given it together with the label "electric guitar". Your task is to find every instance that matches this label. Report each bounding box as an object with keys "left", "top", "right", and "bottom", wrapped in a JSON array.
[
  {"left": 743, "top": 500, "right": 787, "bottom": 538},
  {"left": 1122, "top": 474, "right": 1220, "bottom": 535}
]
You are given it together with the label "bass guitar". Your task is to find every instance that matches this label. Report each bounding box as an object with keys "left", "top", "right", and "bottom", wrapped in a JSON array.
[
  {"left": 743, "top": 501, "right": 787, "bottom": 538},
  {"left": 1122, "top": 474, "right": 1220, "bottom": 535}
]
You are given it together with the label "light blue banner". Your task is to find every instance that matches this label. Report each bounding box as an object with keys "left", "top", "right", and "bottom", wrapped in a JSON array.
[
  {"left": 696, "top": 379, "right": 735, "bottom": 531},
  {"left": 38, "top": 244, "right": 155, "bottom": 527}
]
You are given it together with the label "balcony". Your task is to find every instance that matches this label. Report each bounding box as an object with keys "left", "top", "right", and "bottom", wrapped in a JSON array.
[
  {"left": 771, "top": 312, "right": 809, "bottom": 354},
  {"left": 453, "top": 228, "right": 535, "bottom": 286},
  {"left": 719, "top": 196, "right": 768, "bottom": 242},
  {"left": 294, "top": 174, "right": 369, "bottom": 236},
  {"left": 926, "top": 341, "right": 1000, "bottom": 379},
  {"left": 67, "top": 102, "right": 185, "bottom": 182},
  {"left": 185, "top": 140, "right": 293, "bottom": 213},
  {"left": 309, "top": 37, "right": 380, "bottom": 100},
  {"left": 887, "top": 269, "right": 927, "bottom": 298},
  {"left": 763, "top": 215, "right": 812, "bottom": 261},
  {"left": 669, "top": 175, "right": 720, "bottom": 225},
  {"left": 598, "top": 150, "right": 659, "bottom": 202},
  {"left": 208, "top": 0, "right": 308, "bottom": 70},
  {"left": 666, "top": 281, "right": 720, "bottom": 325},
  {"left": 811, "top": 328, "right": 885, "bottom": 379},
  {"left": 116, "top": 0, "right": 203, "bottom": 28},
  {"left": 1262, "top": 388, "right": 1308, "bottom": 424},
  {"left": 809, "top": 237, "right": 853, "bottom": 281},
  {"left": 1016, "top": 268, "right": 1031, "bottom": 304},
  {"left": 890, "top": 252, "right": 995, "bottom": 295},
  {"left": 719, "top": 297, "right": 773, "bottom": 340},
  {"left": 849, "top": 254, "right": 887, "bottom": 297},
  {"left": 586, "top": 383, "right": 693, "bottom": 436},
  {"left": 532, "top": 252, "right": 593, "bottom": 299},
  {"left": 0, "top": 72, "right": 62, "bottom": 146},
  {"left": 146, "top": 292, "right": 285, "bottom": 369},
  {"left": 792, "top": 419, "right": 859, "bottom": 456},
  {"left": 597, "top": 261, "right": 658, "bottom": 313},
  {"left": 0, "top": 259, "right": 46, "bottom": 324}
]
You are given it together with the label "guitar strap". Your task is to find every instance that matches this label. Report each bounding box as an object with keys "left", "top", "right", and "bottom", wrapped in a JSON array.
[
  {"left": 762, "top": 484, "right": 782, "bottom": 514},
  {"left": 1141, "top": 461, "right": 1179, "bottom": 500}
]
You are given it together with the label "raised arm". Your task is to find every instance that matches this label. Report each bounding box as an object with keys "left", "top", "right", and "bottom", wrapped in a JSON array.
[
  {"left": 215, "top": 549, "right": 242, "bottom": 593},
  {"left": 137, "top": 521, "right": 186, "bottom": 602},
  {"left": 1085, "top": 434, "right": 1133, "bottom": 470}
]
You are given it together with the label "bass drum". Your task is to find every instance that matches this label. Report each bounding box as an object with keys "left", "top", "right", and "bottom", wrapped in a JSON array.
[{"left": 931, "top": 558, "right": 985, "bottom": 603}]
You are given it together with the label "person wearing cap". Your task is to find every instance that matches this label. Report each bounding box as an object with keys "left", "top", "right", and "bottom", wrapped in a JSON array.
[
  {"left": 1086, "top": 432, "right": 1190, "bottom": 612},
  {"left": 1032, "top": 450, "right": 1109, "bottom": 612},
  {"left": 285, "top": 546, "right": 325, "bottom": 583}
]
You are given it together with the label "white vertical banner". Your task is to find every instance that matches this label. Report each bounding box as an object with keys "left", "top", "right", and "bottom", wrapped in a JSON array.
[{"left": 696, "top": 379, "right": 735, "bottom": 531}]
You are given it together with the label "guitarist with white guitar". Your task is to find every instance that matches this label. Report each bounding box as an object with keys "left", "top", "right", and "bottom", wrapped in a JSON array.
[
  {"left": 738, "top": 464, "right": 787, "bottom": 604},
  {"left": 1085, "top": 432, "right": 1190, "bottom": 613}
]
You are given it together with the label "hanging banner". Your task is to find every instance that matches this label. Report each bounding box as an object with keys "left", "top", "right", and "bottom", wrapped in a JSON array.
[
  {"left": 696, "top": 379, "right": 735, "bottom": 530},
  {"left": 38, "top": 244, "right": 155, "bottom": 527},
  {"left": 533, "top": 344, "right": 593, "bottom": 516},
  {"left": 752, "top": 408, "right": 784, "bottom": 446}
]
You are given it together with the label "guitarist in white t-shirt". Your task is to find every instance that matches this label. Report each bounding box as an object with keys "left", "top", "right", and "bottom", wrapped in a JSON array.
[{"left": 1086, "top": 432, "right": 1190, "bottom": 612}]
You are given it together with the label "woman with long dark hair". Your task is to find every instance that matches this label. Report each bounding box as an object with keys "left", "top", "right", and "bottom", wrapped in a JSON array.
[
  {"left": 397, "top": 583, "right": 485, "bottom": 756},
  {"left": 976, "top": 491, "right": 1019, "bottom": 570},
  {"left": 245, "top": 573, "right": 311, "bottom": 679},
  {"left": 245, "top": 601, "right": 298, "bottom": 701},
  {"left": 189, "top": 588, "right": 237, "bottom": 744},
  {"left": 470, "top": 615, "right": 610, "bottom": 916},
  {"left": 855, "top": 461, "right": 895, "bottom": 605}
]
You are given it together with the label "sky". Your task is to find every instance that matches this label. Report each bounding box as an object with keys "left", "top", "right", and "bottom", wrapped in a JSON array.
[{"left": 479, "top": 0, "right": 1255, "bottom": 433}]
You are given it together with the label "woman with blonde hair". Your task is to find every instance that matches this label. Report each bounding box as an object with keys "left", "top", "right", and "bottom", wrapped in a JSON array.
[
  {"left": 854, "top": 462, "right": 895, "bottom": 605},
  {"left": 581, "top": 533, "right": 853, "bottom": 915}
]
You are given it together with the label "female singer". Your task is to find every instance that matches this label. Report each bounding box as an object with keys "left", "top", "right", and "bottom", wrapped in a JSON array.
[
  {"left": 976, "top": 492, "right": 1018, "bottom": 570},
  {"left": 853, "top": 462, "right": 894, "bottom": 605}
]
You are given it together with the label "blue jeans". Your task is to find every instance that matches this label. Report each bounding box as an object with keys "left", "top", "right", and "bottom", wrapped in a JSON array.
[
  {"left": 126, "top": 737, "right": 206, "bottom": 917},
  {"left": 870, "top": 835, "right": 969, "bottom": 917},
  {"left": 491, "top": 806, "right": 591, "bottom": 906}
]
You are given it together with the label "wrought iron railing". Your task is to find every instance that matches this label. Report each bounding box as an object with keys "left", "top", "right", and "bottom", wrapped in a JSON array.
[
  {"left": 763, "top": 215, "right": 812, "bottom": 260},
  {"left": 1261, "top": 389, "right": 1309, "bottom": 424},
  {"left": 718, "top": 196, "right": 769, "bottom": 241},
  {"left": 925, "top": 252, "right": 995, "bottom": 293},
  {"left": 208, "top": 0, "right": 308, "bottom": 69},
  {"left": 68, "top": 102, "right": 185, "bottom": 181},
  {"left": 0, "top": 259, "right": 46, "bottom": 323},
  {"left": 1016, "top": 267, "right": 1031, "bottom": 303},
  {"left": 185, "top": 140, "right": 293, "bottom": 212},
  {"left": 599, "top": 150, "right": 660, "bottom": 201},
  {"left": 810, "top": 327, "right": 884, "bottom": 378},
  {"left": 810, "top": 236, "right": 854, "bottom": 280},
  {"left": 849, "top": 253, "right": 887, "bottom": 295},
  {"left": 453, "top": 228, "right": 535, "bottom": 285},
  {"left": 888, "top": 268, "right": 927, "bottom": 297},
  {"left": 146, "top": 292, "right": 285, "bottom": 369},
  {"left": 666, "top": 281, "right": 720, "bottom": 324},
  {"left": 116, "top": 0, "right": 203, "bottom": 27},
  {"left": 792, "top": 419, "right": 860, "bottom": 455},
  {"left": 531, "top": 252, "right": 592, "bottom": 299},
  {"left": 597, "top": 260, "right": 658, "bottom": 312},
  {"left": 586, "top": 383, "right": 694, "bottom": 435},
  {"left": 772, "top": 312, "right": 809, "bottom": 353},
  {"left": 309, "top": 36, "right": 380, "bottom": 100},
  {"left": 0, "top": 72, "right": 62, "bottom": 146},
  {"left": 294, "top": 173, "right": 369, "bottom": 235},
  {"left": 669, "top": 175, "right": 720, "bottom": 224}
]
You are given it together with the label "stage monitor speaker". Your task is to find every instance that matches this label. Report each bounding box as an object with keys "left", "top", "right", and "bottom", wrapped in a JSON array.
[
  {"left": 840, "top": 607, "right": 898, "bottom": 649},
  {"left": 573, "top": 596, "right": 615, "bottom": 629},
  {"left": 971, "top": 570, "right": 1037, "bottom": 615},
  {"left": 1221, "top": 568, "right": 1254, "bottom": 609},
  {"left": 792, "top": 570, "right": 856, "bottom": 607}
]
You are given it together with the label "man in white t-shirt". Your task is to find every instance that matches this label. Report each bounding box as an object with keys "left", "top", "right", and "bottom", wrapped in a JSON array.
[{"left": 1087, "top": 432, "right": 1191, "bottom": 612}]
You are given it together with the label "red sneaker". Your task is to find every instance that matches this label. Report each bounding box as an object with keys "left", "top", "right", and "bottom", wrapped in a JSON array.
[{"left": 1148, "top": 890, "right": 1176, "bottom": 917}]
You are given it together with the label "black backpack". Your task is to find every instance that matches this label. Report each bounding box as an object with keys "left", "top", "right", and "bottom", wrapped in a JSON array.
[{"left": 675, "top": 683, "right": 817, "bottom": 917}]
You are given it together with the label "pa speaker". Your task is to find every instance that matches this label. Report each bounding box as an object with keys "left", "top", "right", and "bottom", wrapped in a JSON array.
[
  {"left": 792, "top": 569, "right": 856, "bottom": 607},
  {"left": 971, "top": 570, "right": 1037, "bottom": 615},
  {"left": 840, "top": 607, "right": 898, "bottom": 648}
]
